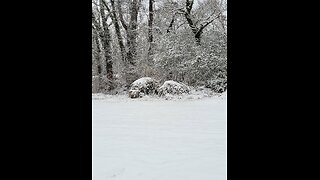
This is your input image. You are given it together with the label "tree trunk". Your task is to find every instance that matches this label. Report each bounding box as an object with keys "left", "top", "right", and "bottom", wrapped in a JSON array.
[
  {"left": 123, "top": 0, "right": 139, "bottom": 87},
  {"left": 92, "top": 30, "right": 101, "bottom": 93},
  {"left": 183, "top": 0, "right": 215, "bottom": 45},
  {"left": 100, "top": 0, "right": 114, "bottom": 90},
  {"left": 127, "top": 0, "right": 138, "bottom": 66},
  {"left": 148, "top": 0, "right": 154, "bottom": 43},
  {"left": 147, "top": 0, "right": 154, "bottom": 66},
  {"left": 194, "top": 31, "right": 201, "bottom": 45},
  {"left": 108, "top": 0, "right": 127, "bottom": 64}
]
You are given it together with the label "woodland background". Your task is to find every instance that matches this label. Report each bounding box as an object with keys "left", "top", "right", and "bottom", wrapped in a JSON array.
[{"left": 92, "top": 0, "right": 227, "bottom": 94}]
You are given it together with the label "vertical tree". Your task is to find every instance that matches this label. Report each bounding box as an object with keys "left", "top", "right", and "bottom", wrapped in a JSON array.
[
  {"left": 127, "top": 0, "right": 139, "bottom": 66},
  {"left": 116, "top": 0, "right": 140, "bottom": 86},
  {"left": 102, "top": 0, "right": 126, "bottom": 64},
  {"left": 92, "top": 26, "right": 101, "bottom": 93},
  {"left": 147, "top": 0, "right": 154, "bottom": 65},
  {"left": 99, "top": 0, "right": 113, "bottom": 84},
  {"left": 92, "top": 0, "right": 114, "bottom": 91}
]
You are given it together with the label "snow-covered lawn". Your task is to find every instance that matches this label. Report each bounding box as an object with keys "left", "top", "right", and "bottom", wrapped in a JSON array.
[{"left": 92, "top": 94, "right": 226, "bottom": 180}]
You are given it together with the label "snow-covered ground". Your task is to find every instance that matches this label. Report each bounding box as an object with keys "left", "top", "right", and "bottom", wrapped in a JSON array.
[{"left": 92, "top": 93, "right": 226, "bottom": 180}]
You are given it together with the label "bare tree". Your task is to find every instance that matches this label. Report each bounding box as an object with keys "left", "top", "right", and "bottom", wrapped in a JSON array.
[
  {"left": 147, "top": 0, "right": 155, "bottom": 65},
  {"left": 92, "top": 0, "right": 114, "bottom": 91},
  {"left": 99, "top": 0, "right": 113, "bottom": 83},
  {"left": 92, "top": 27, "right": 101, "bottom": 93},
  {"left": 126, "top": 0, "right": 139, "bottom": 66},
  {"left": 102, "top": 0, "right": 126, "bottom": 64},
  {"left": 114, "top": 0, "right": 141, "bottom": 86},
  {"left": 167, "top": 0, "right": 222, "bottom": 45}
]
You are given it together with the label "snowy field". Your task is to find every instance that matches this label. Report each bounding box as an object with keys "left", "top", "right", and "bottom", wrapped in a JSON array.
[{"left": 92, "top": 93, "right": 226, "bottom": 180}]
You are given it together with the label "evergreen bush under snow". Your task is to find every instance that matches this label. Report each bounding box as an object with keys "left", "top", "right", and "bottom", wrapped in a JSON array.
[
  {"left": 128, "top": 77, "right": 159, "bottom": 98},
  {"left": 205, "top": 78, "right": 227, "bottom": 93},
  {"left": 158, "top": 80, "right": 190, "bottom": 96}
]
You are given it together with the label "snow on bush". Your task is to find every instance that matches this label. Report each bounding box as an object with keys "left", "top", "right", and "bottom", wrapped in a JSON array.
[
  {"left": 129, "top": 77, "right": 159, "bottom": 98},
  {"left": 205, "top": 78, "right": 227, "bottom": 93},
  {"left": 158, "top": 80, "right": 190, "bottom": 97}
]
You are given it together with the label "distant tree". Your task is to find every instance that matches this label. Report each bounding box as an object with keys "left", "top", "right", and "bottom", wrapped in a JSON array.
[
  {"left": 116, "top": 0, "right": 141, "bottom": 86},
  {"left": 147, "top": 0, "right": 155, "bottom": 65},
  {"left": 92, "top": 0, "right": 114, "bottom": 92},
  {"left": 167, "top": 0, "right": 224, "bottom": 45}
]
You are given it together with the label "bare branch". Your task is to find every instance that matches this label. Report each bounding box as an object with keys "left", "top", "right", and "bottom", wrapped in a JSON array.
[
  {"left": 196, "top": 12, "right": 222, "bottom": 36},
  {"left": 101, "top": 0, "right": 111, "bottom": 13},
  {"left": 92, "top": 1, "right": 100, "bottom": 8},
  {"left": 176, "top": 20, "right": 188, "bottom": 30},
  {"left": 176, "top": 8, "right": 186, "bottom": 14},
  {"left": 186, "top": 0, "right": 194, "bottom": 14},
  {"left": 184, "top": 11, "right": 198, "bottom": 35},
  {"left": 167, "top": 14, "right": 176, "bottom": 33},
  {"left": 167, "top": 7, "right": 189, "bottom": 33}
]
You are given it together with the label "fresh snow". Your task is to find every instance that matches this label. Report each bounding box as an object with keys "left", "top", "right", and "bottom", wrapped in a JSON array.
[
  {"left": 158, "top": 80, "right": 190, "bottom": 96},
  {"left": 161, "top": 80, "right": 185, "bottom": 87},
  {"left": 131, "top": 77, "right": 155, "bottom": 88},
  {"left": 92, "top": 93, "right": 226, "bottom": 180},
  {"left": 159, "top": 80, "right": 189, "bottom": 90}
]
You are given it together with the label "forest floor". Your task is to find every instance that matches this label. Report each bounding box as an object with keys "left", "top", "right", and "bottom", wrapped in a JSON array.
[{"left": 92, "top": 92, "right": 226, "bottom": 180}]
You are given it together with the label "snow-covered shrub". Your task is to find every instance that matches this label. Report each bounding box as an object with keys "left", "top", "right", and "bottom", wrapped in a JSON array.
[
  {"left": 205, "top": 78, "right": 227, "bottom": 93},
  {"left": 158, "top": 80, "right": 190, "bottom": 96},
  {"left": 128, "top": 89, "right": 140, "bottom": 98},
  {"left": 128, "top": 77, "right": 159, "bottom": 98}
]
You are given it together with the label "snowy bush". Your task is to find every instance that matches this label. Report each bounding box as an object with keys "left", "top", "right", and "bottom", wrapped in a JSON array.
[
  {"left": 205, "top": 78, "right": 227, "bottom": 93},
  {"left": 128, "top": 89, "right": 140, "bottom": 98},
  {"left": 128, "top": 77, "right": 159, "bottom": 98},
  {"left": 158, "top": 80, "right": 190, "bottom": 96}
]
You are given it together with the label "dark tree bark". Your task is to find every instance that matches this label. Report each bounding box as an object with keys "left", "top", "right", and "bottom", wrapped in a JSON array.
[
  {"left": 115, "top": 0, "right": 138, "bottom": 66},
  {"left": 93, "top": 30, "right": 102, "bottom": 75},
  {"left": 102, "top": 0, "right": 140, "bottom": 86},
  {"left": 147, "top": 0, "right": 154, "bottom": 65},
  {"left": 184, "top": 0, "right": 201, "bottom": 45},
  {"left": 104, "top": 0, "right": 139, "bottom": 86},
  {"left": 126, "top": 0, "right": 139, "bottom": 66},
  {"left": 167, "top": 14, "right": 175, "bottom": 33},
  {"left": 92, "top": 11, "right": 104, "bottom": 92},
  {"left": 92, "top": 12, "right": 103, "bottom": 75},
  {"left": 167, "top": 0, "right": 219, "bottom": 45},
  {"left": 120, "top": 0, "right": 139, "bottom": 86},
  {"left": 92, "top": 29, "right": 102, "bottom": 93},
  {"left": 92, "top": 1, "right": 114, "bottom": 91},
  {"left": 104, "top": 0, "right": 126, "bottom": 64},
  {"left": 148, "top": 0, "right": 154, "bottom": 43},
  {"left": 99, "top": 0, "right": 113, "bottom": 84}
]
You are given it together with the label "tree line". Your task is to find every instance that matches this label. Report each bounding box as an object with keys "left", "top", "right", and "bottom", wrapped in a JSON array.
[{"left": 92, "top": 0, "right": 227, "bottom": 94}]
